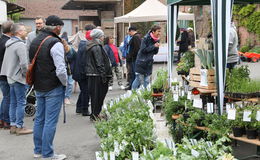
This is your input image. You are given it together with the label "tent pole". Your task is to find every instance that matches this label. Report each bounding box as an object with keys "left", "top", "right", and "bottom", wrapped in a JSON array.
[
  {"left": 114, "top": 23, "right": 116, "bottom": 45},
  {"left": 193, "top": 18, "right": 197, "bottom": 47}
]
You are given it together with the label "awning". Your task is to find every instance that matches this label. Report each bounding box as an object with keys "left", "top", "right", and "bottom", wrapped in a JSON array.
[{"left": 7, "top": 2, "right": 25, "bottom": 15}]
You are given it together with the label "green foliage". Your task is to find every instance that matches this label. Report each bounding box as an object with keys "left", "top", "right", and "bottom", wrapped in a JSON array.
[
  {"left": 249, "top": 46, "right": 260, "bottom": 53},
  {"left": 194, "top": 49, "right": 214, "bottom": 69},
  {"left": 240, "top": 46, "right": 250, "bottom": 53},
  {"left": 8, "top": 13, "right": 22, "bottom": 22},
  {"left": 176, "top": 51, "right": 195, "bottom": 73},
  {"left": 233, "top": 4, "right": 260, "bottom": 36},
  {"left": 152, "top": 69, "right": 168, "bottom": 89}
]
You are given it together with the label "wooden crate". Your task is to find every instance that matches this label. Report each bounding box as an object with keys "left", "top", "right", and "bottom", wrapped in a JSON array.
[{"left": 189, "top": 67, "right": 216, "bottom": 90}]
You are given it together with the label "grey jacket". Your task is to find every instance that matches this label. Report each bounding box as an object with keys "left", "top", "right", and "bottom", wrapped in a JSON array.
[
  {"left": 227, "top": 26, "right": 239, "bottom": 63},
  {"left": 26, "top": 31, "right": 37, "bottom": 50},
  {"left": 1, "top": 37, "right": 28, "bottom": 84}
]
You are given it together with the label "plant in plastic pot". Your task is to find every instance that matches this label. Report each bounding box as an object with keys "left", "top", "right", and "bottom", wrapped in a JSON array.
[
  {"left": 230, "top": 110, "right": 245, "bottom": 137},
  {"left": 246, "top": 122, "right": 258, "bottom": 139}
]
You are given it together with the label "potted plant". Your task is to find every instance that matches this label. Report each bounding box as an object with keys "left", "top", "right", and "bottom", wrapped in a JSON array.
[{"left": 230, "top": 111, "right": 245, "bottom": 137}]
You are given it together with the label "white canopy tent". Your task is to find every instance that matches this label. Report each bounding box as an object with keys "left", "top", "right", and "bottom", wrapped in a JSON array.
[{"left": 114, "top": 0, "right": 194, "bottom": 23}]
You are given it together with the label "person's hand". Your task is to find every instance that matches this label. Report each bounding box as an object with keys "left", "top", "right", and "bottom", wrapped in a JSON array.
[{"left": 154, "top": 42, "right": 160, "bottom": 48}]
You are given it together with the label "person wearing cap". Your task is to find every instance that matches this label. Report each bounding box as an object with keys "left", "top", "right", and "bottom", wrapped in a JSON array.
[
  {"left": 125, "top": 26, "right": 142, "bottom": 90},
  {"left": 73, "top": 24, "right": 96, "bottom": 116},
  {"left": 187, "top": 27, "right": 195, "bottom": 48},
  {"left": 26, "top": 16, "right": 45, "bottom": 50},
  {"left": 29, "top": 15, "right": 67, "bottom": 160},
  {"left": 85, "top": 28, "right": 112, "bottom": 121}
]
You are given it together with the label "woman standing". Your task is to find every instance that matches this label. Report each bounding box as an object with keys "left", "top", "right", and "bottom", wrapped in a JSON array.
[
  {"left": 104, "top": 36, "right": 124, "bottom": 91},
  {"left": 132, "top": 25, "right": 161, "bottom": 89},
  {"left": 177, "top": 29, "right": 189, "bottom": 62}
]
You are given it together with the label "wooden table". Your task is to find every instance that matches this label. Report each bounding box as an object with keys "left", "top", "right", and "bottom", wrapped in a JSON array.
[
  {"left": 229, "top": 134, "right": 260, "bottom": 146},
  {"left": 225, "top": 96, "right": 260, "bottom": 103}
]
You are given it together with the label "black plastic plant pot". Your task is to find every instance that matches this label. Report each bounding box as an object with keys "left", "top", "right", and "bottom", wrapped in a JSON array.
[
  {"left": 183, "top": 113, "right": 190, "bottom": 122},
  {"left": 153, "top": 88, "right": 159, "bottom": 93},
  {"left": 232, "top": 127, "right": 244, "bottom": 137},
  {"left": 246, "top": 129, "right": 257, "bottom": 139},
  {"left": 196, "top": 118, "right": 205, "bottom": 127},
  {"left": 158, "top": 88, "right": 164, "bottom": 93},
  {"left": 258, "top": 129, "right": 260, "bottom": 141}
]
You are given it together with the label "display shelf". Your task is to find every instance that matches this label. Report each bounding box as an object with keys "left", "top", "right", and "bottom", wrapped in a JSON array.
[
  {"left": 225, "top": 96, "right": 260, "bottom": 103},
  {"left": 229, "top": 134, "right": 260, "bottom": 146}
]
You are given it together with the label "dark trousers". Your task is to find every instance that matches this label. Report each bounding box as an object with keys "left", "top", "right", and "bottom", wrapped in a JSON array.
[
  {"left": 126, "top": 61, "right": 136, "bottom": 87},
  {"left": 227, "top": 62, "right": 237, "bottom": 70},
  {"left": 76, "top": 79, "right": 89, "bottom": 114},
  {"left": 87, "top": 76, "right": 108, "bottom": 116}
]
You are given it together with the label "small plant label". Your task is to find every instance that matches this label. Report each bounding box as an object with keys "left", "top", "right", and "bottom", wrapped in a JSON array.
[
  {"left": 187, "top": 91, "right": 192, "bottom": 100},
  {"left": 143, "top": 146, "right": 147, "bottom": 155},
  {"left": 132, "top": 152, "right": 139, "bottom": 160},
  {"left": 257, "top": 111, "right": 260, "bottom": 121},
  {"left": 173, "top": 93, "right": 179, "bottom": 101},
  {"left": 191, "top": 149, "right": 200, "bottom": 158},
  {"left": 110, "top": 152, "right": 115, "bottom": 160},
  {"left": 95, "top": 151, "right": 102, "bottom": 160},
  {"left": 227, "top": 109, "right": 236, "bottom": 120},
  {"left": 103, "top": 104, "right": 107, "bottom": 110},
  {"left": 243, "top": 110, "right": 252, "bottom": 122},
  {"left": 181, "top": 90, "right": 185, "bottom": 97},
  {"left": 226, "top": 103, "right": 231, "bottom": 113},
  {"left": 103, "top": 152, "right": 108, "bottom": 160},
  {"left": 114, "top": 141, "right": 120, "bottom": 156},
  {"left": 200, "top": 69, "right": 208, "bottom": 86},
  {"left": 207, "top": 103, "right": 214, "bottom": 113},
  {"left": 193, "top": 98, "right": 203, "bottom": 108}
]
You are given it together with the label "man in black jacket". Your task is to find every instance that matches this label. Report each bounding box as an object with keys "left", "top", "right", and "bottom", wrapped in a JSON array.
[
  {"left": 0, "top": 20, "right": 13, "bottom": 129},
  {"left": 85, "top": 29, "right": 112, "bottom": 121},
  {"left": 125, "top": 26, "right": 141, "bottom": 90},
  {"left": 73, "top": 24, "right": 96, "bottom": 116}
]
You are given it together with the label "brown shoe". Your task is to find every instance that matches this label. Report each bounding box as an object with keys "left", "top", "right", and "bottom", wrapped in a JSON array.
[
  {"left": 16, "top": 127, "right": 33, "bottom": 136},
  {"left": 10, "top": 126, "right": 17, "bottom": 134},
  {"left": 3, "top": 122, "right": 10, "bottom": 129}
]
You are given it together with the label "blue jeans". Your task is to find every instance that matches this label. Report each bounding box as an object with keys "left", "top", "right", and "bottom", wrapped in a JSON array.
[
  {"left": 0, "top": 80, "right": 10, "bottom": 123},
  {"left": 9, "top": 82, "right": 27, "bottom": 128},
  {"left": 65, "top": 75, "right": 74, "bottom": 98},
  {"left": 33, "top": 85, "right": 65, "bottom": 158},
  {"left": 132, "top": 73, "right": 150, "bottom": 90}
]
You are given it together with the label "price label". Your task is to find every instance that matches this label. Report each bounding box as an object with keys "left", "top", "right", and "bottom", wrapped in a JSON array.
[
  {"left": 104, "top": 152, "right": 108, "bottom": 160},
  {"left": 243, "top": 110, "right": 252, "bottom": 122},
  {"left": 227, "top": 109, "right": 236, "bottom": 120},
  {"left": 173, "top": 93, "right": 179, "bottom": 102},
  {"left": 187, "top": 91, "right": 192, "bottom": 100},
  {"left": 181, "top": 90, "right": 185, "bottom": 97},
  {"left": 191, "top": 149, "right": 200, "bottom": 158},
  {"left": 257, "top": 111, "right": 260, "bottom": 121},
  {"left": 193, "top": 98, "right": 203, "bottom": 108},
  {"left": 95, "top": 152, "right": 102, "bottom": 160},
  {"left": 143, "top": 146, "right": 147, "bottom": 155},
  {"left": 207, "top": 103, "right": 214, "bottom": 113},
  {"left": 114, "top": 141, "right": 120, "bottom": 156},
  {"left": 200, "top": 69, "right": 208, "bottom": 86},
  {"left": 110, "top": 152, "right": 115, "bottom": 160},
  {"left": 226, "top": 103, "right": 231, "bottom": 113},
  {"left": 132, "top": 152, "right": 139, "bottom": 160}
]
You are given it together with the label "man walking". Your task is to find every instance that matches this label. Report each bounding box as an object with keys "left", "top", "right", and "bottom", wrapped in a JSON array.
[
  {"left": 1, "top": 23, "right": 32, "bottom": 135},
  {"left": 26, "top": 16, "right": 45, "bottom": 49},
  {"left": 0, "top": 20, "right": 13, "bottom": 129},
  {"left": 73, "top": 24, "right": 96, "bottom": 116},
  {"left": 29, "top": 15, "right": 67, "bottom": 160},
  {"left": 125, "top": 26, "right": 141, "bottom": 90}
]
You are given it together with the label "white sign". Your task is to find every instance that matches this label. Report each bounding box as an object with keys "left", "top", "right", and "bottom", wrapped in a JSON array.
[
  {"left": 143, "top": 146, "right": 147, "bottom": 155},
  {"left": 110, "top": 152, "right": 115, "bottom": 160},
  {"left": 200, "top": 69, "right": 208, "bottom": 86},
  {"left": 243, "top": 110, "right": 252, "bottom": 122},
  {"left": 207, "top": 103, "right": 214, "bottom": 113},
  {"left": 114, "top": 141, "right": 120, "bottom": 156},
  {"left": 187, "top": 91, "right": 192, "bottom": 100},
  {"left": 132, "top": 152, "right": 139, "bottom": 160},
  {"left": 173, "top": 93, "right": 179, "bottom": 102},
  {"left": 191, "top": 149, "right": 200, "bottom": 158},
  {"left": 104, "top": 152, "right": 108, "bottom": 160},
  {"left": 227, "top": 109, "right": 236, "bottom": 120},
  {"left": 257, "top": 111, "right": 260, "bottom": 121},
  {"left": 193, "top": 98, "right": 203, "bottom": 108},
  {"left": 95, "top": 152, "right": 102, "bottom": 160},
  {"left": 226, "top": 103, "right": 231, "bottom": 113}
]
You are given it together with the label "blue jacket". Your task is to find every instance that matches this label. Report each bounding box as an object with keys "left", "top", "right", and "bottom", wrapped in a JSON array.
[
  {"left": 135, "top": 32, "right": 159, "bottom": 75},
  {"left": 121, "top": 35, "right": 132, "bottom": 58},
  {"left": 66, "top": 47, "right": 76, "bottom": 75},
  {"left": 72, "top": 40, "right": 87, "bottom": 81},
  {"left": 104, "top": 44, "right": 121, "bottom": 67}
]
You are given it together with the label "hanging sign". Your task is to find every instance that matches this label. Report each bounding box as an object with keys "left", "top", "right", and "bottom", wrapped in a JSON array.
[
  {"left": 257, "top": 111, "right": 260, "bottom": 121},
  {"left": 193, "top": 98, "right": 203, "bottom": 108},
  {"left": 207, "top": 103, "right": 214, "bottom": 113},
  {"left": 227, "top": 109, "right": 236, "bottom": 120},
  {"left": 243, "top": 110, "right": 252, "bottom": 122}
]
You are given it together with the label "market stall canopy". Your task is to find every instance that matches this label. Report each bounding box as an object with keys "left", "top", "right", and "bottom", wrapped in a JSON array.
[
  {"left": 167, "top": 0, "right": 260, "bottom": 5},
  {"left": 114, "top": 0, "right": 194, "bottom": 23}
]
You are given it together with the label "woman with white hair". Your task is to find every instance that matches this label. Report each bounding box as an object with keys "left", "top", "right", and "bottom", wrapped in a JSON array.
[{"left": 84, "top": 29, "right": 112, "bottom": 121}]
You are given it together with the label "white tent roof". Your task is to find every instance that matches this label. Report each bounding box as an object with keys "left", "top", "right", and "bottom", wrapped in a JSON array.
[{"left": 114, "top": 0, "right": 194, "bottom": 23}]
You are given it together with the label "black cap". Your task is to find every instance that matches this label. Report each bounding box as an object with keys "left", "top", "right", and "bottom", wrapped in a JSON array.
[
  {"left": 128, "top": 26, "right": 137, "bottom": 31},
  {"left": 46, "top": 15, "right": 64, "bottom": 26}
]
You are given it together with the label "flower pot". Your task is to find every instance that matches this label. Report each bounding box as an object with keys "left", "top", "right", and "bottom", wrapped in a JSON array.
[
  {"left": 258, "top": 129, "right": 260, "bottom": 141},
  {"left": 196, "top": 118, "right": 205, "bottom": 127},
  {"left": 246, "top": 129, "right": 257, "bottom": 139},
  {"left": 183, "top": 113, "right": 190, "bottom": 122},
  {"left": 153, "top": 88, "right": 159, "bottom": 93},
  {"left": 232, "top": 127, "right": 244, "bottom": 137}
]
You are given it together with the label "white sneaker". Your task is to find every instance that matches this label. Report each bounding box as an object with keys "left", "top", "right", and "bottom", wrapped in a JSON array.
[
  {"left": 50, "top": 154, "right": 67, "bottom": 160},
  {"left": 120, "top": 85, "right": 125, "bottom": 90},
  {"left": 33, "top": 153, "right": 41, "bottom": 158},
  {"left": 108, "top": 86, "right": 113, "bottom": 91}
]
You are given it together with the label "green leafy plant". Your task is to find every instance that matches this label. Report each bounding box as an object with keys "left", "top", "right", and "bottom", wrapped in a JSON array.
[
  {"left": 176, "top": 51, "right": 195, "bottom": 73},
  {"left": 194, "top": 49, "right": 214, "bottom": 69},
  {"left": 152, "top": 69, "right": 168, "bottom": 90},
  {"left": 240, "top": 45, "right": 251, "bottom": 53}
]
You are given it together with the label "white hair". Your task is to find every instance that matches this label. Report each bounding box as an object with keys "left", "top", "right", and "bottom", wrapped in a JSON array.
[
  {"left": 44, "top": 25, "right": 57, "bottom": 31},
  {"left": 10, "top": 23, "right": 25, "bottom": 34}
]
